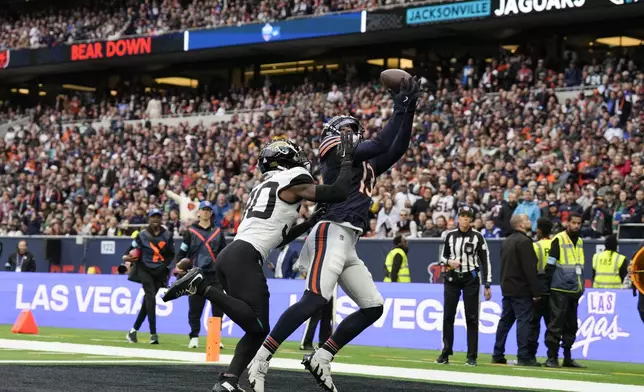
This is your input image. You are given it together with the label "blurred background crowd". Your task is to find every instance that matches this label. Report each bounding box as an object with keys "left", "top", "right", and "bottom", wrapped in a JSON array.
[
  {"left": 1, "top": 50, "right": 643, "bottom": 240},
  {"left": 0, "top": 0, "right": 419, "bottom": 50}
]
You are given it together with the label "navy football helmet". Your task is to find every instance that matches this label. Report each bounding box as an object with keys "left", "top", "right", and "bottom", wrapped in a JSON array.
[
  {"left": 322, "top": 115, "right": 364, "bottom": 145},
  {"left": 259, "top": 139, "right": 309, "bottom": 174}
]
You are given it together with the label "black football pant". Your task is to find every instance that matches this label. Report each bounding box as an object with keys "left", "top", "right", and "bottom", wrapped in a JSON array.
[
  {"left": 492, "top": 296, "right": 533, "bottom": 362},
  {"left": 199, "top": 240, "right": 270, "bottom": 378},
  {"left": 188, "top": 271, "right": 224, "bottom": 338},
  {"left": 545, "top": 291, "right": 581, "bottom": 359},
  {"left": 301, "top": 296, "right": 334, "bottom": 348},
  {"left": 133, "top": 266, "right": 167, "bottom": 335},
  {"left": 441, "top": 272, "right": 480, "bottom": 361},
  {"left": 528, "top": 293, "right": 550, "bottom": 360}
]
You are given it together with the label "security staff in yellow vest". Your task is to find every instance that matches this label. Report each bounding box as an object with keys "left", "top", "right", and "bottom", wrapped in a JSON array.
[
  {"left": 528, "top": 218, "right": 554, "bottom": 362},
  {"left": 592, "top": 235, "right": 628, "bottom": 289},
  {"left": 384, "top": 234, "right": 410, "bottom": 282},
  {"left": 543, "top": 212, "right": 585, "bottom": 369}
]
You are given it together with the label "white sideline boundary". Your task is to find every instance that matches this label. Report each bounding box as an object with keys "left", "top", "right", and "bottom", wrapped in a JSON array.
[{"left": 1, "top": 339, "right": 644, "bottom": 392}]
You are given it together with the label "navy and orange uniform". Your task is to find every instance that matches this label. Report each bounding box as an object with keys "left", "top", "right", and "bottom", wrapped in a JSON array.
[
  {"left": 176, "top": 223, "right": 226, "bottom": 272},
  {"left": 129, "top": 227, "right": 175, "bottom": 271},
  {"left": 318, "top": 110, "right": 413, "bottom": 233}
]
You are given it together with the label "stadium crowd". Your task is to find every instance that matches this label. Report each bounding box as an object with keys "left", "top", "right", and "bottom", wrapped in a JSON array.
[
  {"left": 0, "top": 0, "right": 422, "bottom": 50},
  {"left": 0, "top": 53, "right": 643, "bottom": 239}
]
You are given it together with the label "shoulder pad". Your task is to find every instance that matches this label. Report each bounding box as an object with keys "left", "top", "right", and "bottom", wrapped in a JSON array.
[{"left": 319, "top": 136, "right": 341, "bottom": 158}]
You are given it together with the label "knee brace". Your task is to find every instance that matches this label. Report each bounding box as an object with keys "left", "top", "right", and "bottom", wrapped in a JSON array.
[{"left": 360, "top": 305, "right": 384, "bottom": 324}]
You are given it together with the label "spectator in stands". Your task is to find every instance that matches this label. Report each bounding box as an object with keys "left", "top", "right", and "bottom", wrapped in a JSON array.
[
  {"left": 481, "top": 219, "right": 501, "bottom": 239},
  {"left": 4, "top": 240, "right": 36, "bottom": 272}
]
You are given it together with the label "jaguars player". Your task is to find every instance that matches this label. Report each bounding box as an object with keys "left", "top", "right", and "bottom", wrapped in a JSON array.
[
  {"left": 162, "top": 133, "right": 356, "bottom": 392},
  {"left": 248, "top": 77, "right": 420, "bottom": 392}
]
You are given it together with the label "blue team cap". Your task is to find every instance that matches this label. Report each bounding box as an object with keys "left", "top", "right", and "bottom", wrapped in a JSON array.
[
  {"left": 148, "top": 208, "right": 163, "bottom": 217},
  {"left": 199, "top": 201, "right": 213, "bottom": 210}
]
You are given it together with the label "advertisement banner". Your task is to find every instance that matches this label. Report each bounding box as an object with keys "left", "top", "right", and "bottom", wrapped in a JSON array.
[
  {"left": 187, "top": 12, "right": 364, "bottom": 51},
  {"left": 0, "top": 236, "right": 640, "bottom": 286},
  {"left": 406, "top": 0, "right": 491, "bottom": 25},
  {"left": 0, "top": 33, "right": 184, "bottom": 69},
  {"left": 0, "top": 272, "right": 641, "bottom": 362},
  {"left": 491, "top": 0, "right": 643, "bottom": 17}
]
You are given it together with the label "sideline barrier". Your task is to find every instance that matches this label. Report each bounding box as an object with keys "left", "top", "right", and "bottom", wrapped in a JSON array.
[
  {"left": 0, "top": 236, "right": 640, "bottom": 285},
  {"left": 1, "top": 272, "right": 641, "bottom": 363}
]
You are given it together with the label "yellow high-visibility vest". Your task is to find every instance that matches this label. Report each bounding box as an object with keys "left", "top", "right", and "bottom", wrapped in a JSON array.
[
  {"left": 592, "top": 250, "right": 626, "bottom": 289},
  {"left": 384, "top": 248, "right": 410, "bottom": 283},
  {"left": 533, "top": 238, "right": 552, "bottom": 274},
  {"left": 551, "top": 231, "right": 585, "bottom": 294}
]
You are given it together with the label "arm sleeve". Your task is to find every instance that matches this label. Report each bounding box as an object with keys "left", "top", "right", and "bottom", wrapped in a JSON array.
[
  {"left": 477, "top": 234, "right": 492, "bottom": 287},
  {"left": 174, "top": 231, "right": 191, "bottom": 262},
  {"left": 314, "top": 161, "right": 352, "bottom": 202},
  {"left": 520, "top": 239, "right": 541, "bottom": 297},
  {"left": 545, "top": 238, "right": 559, "bottom": 284},
  {"left": 353, "top": 109, "right": 406, "bottom": 163},
  {"left": 277, "top": 218, "right": 317, "bottom": 248},
  {"left": 165, "top": 189, "right": 182, "bottom": 203},
  {"left": 372, "top": 110, "right": 415, "bottom": 176},
  {"left": 441, "top": 233, "right": 451, "bottom": 264},
  {"left": 391, "top": 254, "right": 403, "bottom": 282}
]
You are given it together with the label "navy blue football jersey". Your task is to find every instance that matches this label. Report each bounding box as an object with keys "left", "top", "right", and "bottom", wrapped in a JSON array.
[{"left": 318, "top": 136, "right": 376, "bottom": 232}]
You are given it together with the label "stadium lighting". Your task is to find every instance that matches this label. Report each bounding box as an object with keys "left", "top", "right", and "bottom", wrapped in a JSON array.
[
  {"left": 154, "top": 77, "right": 198, "bottom": 88},
  {"left": 62, "top": 84, "right": 97, "bottom": 92},
  {"left": 595, "top": 36, "right": 643, "bottom": 47},
  {"left": 18, "top": 89, "right": 29, "bottom": 95},
  {"left": 39, "top": 91, "right": 46, "bottom": 96}
]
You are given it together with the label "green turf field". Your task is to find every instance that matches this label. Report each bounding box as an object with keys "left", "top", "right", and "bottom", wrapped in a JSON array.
[{"left": 1, "top": 325, "right": 644, "bottom": 387}]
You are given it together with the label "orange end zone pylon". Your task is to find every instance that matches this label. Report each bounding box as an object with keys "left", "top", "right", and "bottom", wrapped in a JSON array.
[
  {"left": 11, "top": 310, "right": 39, "bottom": 335},
  {"left": 206, "top": 317, "right": 221, "bottom": 362}
]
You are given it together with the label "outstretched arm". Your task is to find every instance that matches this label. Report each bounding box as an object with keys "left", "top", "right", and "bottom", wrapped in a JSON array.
[
  {"left": 353, "top": 110, "right": 405, "bottom": 162},
  {"left": 372, "top": 108, "right": 415, "bottom": 176},
  {"left": 282, "top": 131, "right": 355, "bottom": 204}
]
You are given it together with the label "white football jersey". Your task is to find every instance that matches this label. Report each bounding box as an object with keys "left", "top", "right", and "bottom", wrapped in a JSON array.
[{"left": 235, "top": 166, "right": 313, "bottom": 260}]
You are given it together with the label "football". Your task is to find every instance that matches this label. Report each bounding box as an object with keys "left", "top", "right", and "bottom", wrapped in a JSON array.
[
  {"left": 380, "top": 69, "right": 412, "bottom": 92},
  {"left": 128, "top": 248, "right": 141, "bottom": 260},
  {"left": 176, "top": 258, "right": 193, "bottom": 270}
]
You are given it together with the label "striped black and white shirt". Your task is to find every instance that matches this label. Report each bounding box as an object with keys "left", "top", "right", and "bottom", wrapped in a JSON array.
[{"left": 441, "top": 228, "right": 492, "bottom": 287}]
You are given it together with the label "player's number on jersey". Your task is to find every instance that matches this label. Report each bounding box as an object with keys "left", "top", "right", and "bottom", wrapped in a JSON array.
[
  {"left": 359, "top": 162, "right": 375, "bottom": 197},
  {"left": 245, "top": 182, "right": 279, "bottom": 220}
]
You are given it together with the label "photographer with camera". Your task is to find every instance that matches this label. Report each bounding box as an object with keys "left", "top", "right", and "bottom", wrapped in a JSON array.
[{"left": 173, "top": 201, "right": 227, "bottom": 349}]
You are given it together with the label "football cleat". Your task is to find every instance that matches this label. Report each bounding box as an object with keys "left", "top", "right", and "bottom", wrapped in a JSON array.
[
  {"left": 163, "top": 267, "right": 204, "bottom": 301},
  {"left": 247, "top": 356, "right": 271, "bottom": 392},
  {"left": 150, "top": 334, "right": 159, "bottom": 344},
  {"left": 302, "top": 351, "right": 338, "bottom": 392},
  {"left": 126, "top": 330, "right": 137, "bottom": 343},
  {"left": 212, "top": 374, "right": 245, "bottom": 392},
  {"left": 189, "top": 337, "right": 199, "bottom": 348}
]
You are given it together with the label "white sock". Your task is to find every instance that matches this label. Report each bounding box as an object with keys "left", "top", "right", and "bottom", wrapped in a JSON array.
[
  {"left": 256, "top": 346, "right": 273, "bottom": 361},
  {"left": 315, "top": 347, "right": 334, "bottom": 363},
  {"left": 130, "top": 328, "right": 137, "bottom": 333}
]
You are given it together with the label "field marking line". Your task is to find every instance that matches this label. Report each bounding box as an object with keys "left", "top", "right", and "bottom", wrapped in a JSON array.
[{"left": 1, "top": 339, "right": 643, "bottom": 392}]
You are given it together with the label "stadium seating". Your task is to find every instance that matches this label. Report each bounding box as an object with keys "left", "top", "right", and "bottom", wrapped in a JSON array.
[
  {"left": 0, "top": 0, "right": 425, "bottom": 50},
  {"left": 0, "top": 54, "right": 642, "bottom": 239}
]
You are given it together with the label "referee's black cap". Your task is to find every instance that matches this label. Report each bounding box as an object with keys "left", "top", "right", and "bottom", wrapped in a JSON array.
[{"left": 458, "top": 206, "right": 475, "bottom": 218}]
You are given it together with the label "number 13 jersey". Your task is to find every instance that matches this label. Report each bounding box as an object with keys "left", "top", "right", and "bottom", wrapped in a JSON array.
[{"left": 234, "top": 166, "right": 314, "bottom": 261}]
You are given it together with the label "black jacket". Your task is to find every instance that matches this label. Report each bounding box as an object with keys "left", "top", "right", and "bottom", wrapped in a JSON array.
[
  {"left": 5, "top": 251, "right": 36, "bottom": 272},
  {"left": 496, "top": 200, "right": 518, "bottom": 237},
  {"left": 499, "top": 230, "right": 540, "bottom": 297}
]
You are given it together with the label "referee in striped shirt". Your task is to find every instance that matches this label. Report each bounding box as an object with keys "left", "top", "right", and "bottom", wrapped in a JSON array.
[{"left": 436, "top": 206, "right": 492, "bottom": 366}]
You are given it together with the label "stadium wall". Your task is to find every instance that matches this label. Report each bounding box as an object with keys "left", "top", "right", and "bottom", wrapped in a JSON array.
[
  {"left": 0, "top": 236, "right": 640, "bottom": 285},
  {"left": 0, "top": 272, "right": 640, "bottom": 363}
]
